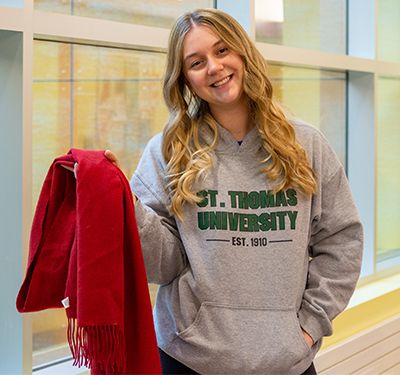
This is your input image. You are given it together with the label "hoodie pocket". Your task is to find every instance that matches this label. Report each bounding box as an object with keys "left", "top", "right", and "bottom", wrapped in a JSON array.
[{"left": 175, "top": 302, "right": 310, "bottom": 374}]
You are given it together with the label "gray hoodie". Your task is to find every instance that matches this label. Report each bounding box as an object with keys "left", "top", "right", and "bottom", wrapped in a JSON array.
[{"left": 130, "top": 120, "right": 363, "bottom": 375}]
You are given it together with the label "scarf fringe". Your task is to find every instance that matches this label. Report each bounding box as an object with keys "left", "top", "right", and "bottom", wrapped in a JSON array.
[{"left": 68, "top": 318, "right": 126, "bottom": 373}]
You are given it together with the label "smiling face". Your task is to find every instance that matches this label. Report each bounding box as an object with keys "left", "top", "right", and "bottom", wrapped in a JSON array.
[{"left": 182, "top": 25, "right": 246, "bottom": 115}]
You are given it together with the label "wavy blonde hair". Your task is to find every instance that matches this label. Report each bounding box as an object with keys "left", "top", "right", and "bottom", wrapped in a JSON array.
[{"left": 162, "top": 8, "right": 317, "bottom": 220}]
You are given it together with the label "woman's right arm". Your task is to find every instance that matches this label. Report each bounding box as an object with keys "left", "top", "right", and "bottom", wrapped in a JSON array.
[
  {"left": 129, "top": 134, "right": 188, "bottom": 285},
  {"left": 131, "top": 172, "right": 188, "bottom": 286},
  {"left": 106, "top": 142, "right": 187, "bottom": 285}
]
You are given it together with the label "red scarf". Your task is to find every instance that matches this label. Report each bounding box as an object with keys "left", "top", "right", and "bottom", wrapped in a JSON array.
[{"left": 17, "top": 149, "right": 161, "bottom": 374}]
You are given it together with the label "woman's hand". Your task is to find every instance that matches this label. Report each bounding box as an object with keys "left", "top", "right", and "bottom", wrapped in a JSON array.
[
  {"left": 105, "top": 150, "right": 123, "bottom": 170},
  {"left": 302, "top": 328, "right": 313, "bottom": 348},
  {"left": 104, "top": 150, "right": 137, "bottom": 204}
]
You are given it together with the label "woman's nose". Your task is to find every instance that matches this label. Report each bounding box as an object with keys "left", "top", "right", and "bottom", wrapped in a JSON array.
[{"left": 207, "top": 56, "right": 223, "bottom": 75}]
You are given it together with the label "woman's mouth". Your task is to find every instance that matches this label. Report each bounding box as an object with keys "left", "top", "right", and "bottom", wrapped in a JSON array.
[{"left": 211, "top": 75, "right": 232, "bottom": 87}]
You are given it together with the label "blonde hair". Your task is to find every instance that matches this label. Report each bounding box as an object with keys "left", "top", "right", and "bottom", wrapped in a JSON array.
[{"left": 162, "top": 8, "right": 317, "bottom": 220}]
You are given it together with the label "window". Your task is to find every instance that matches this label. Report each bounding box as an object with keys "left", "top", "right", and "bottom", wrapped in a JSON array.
[
  {"left": 32, "top": 39, "right": 167, "bottom": 367},
  {"left": 377, "top": 76, "right": 400, "bottom": 271},
  {"left": 269, "top": 64, "right": 346, "bottom": 167},
  {"left": 378, "top": 0, "right": 400, "bottom": 63},
  {"left": 34, "top": 0, "right": 214, "bottom": 28},
  {"left": 255, "top": 0, "right": 347, "bottom": 54}
]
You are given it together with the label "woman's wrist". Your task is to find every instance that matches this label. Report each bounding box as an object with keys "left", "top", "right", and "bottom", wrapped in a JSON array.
[{"left": 301, "top": 328, "right": 314, "bottom": 348}]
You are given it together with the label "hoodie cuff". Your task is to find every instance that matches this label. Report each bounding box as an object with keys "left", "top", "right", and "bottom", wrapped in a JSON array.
[{"left": 298, "top": 299, "right": 334, "bottom": 343}]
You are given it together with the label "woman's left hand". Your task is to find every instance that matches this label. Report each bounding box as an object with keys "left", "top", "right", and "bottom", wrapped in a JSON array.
[
  {"left": 302, "top": 328, "right": 313, "bottom": 348},
  {"left": 105, "top": 150, "right": 123, "bottom": 170}
]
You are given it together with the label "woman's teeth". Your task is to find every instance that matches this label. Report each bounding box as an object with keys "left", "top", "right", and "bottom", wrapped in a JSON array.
[{"left": 212, "top": 75, "right": 231, "bottom": 87}]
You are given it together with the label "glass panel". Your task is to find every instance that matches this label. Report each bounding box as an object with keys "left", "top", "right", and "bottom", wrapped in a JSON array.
[
  {"left": 378, "top": 0, "right": 400, "bottom": 63},
  {"left": 0, "top": 0, "right": 23, "bottom": 7},
  {"left": 33, "top": 0, "right": 72, "bottom": 14},
  {"left": 72, "top": 44, "right": 168, "bottom": 179},
  {"left": 32, "top": 310, "right": 72, "bottom": 367},
  {"left": 377, "top": 76, "right": 400, "bottom": 271},
  {"left": 33, "top": 40, "right": 167, "bottom": 366},
  {"left": 33, "top": 41, "right": 71, "bottom": 367},
  {"left": 269, "top": 64, "right": 347, "bottom": 167},
  {"left": 33, "top": 41, "right": 71, "bottom": 208},
  {"left": 33, "top": 81, "right": 71, "bottom": 209},
  {"left": 34, "top": 0, "right": 214, "bottom": 28},
  {"left": 255, "top": 0, "right": 347, "bottom": 55}
]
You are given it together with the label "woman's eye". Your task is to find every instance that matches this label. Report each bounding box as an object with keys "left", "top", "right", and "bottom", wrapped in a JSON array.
[
  {"left": 218, "top": 47, "right": 228, "bottom": 54},
  {"left": 190, "top": 60, "right": 201, "bottom": 68}
]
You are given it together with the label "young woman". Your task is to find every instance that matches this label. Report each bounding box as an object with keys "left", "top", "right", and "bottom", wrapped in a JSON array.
[{"left": 107, "top": 8, "right": 363, "bottom": 375}]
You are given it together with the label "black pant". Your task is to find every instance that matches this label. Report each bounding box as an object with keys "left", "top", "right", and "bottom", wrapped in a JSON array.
[{"left": 159, "top": 348, "right": 317, "bottom": 375}]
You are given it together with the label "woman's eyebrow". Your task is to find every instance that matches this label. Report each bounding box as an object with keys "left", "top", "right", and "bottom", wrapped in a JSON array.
[{"left": 184, "top": 39, "right": 224, "bottom": 63}]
